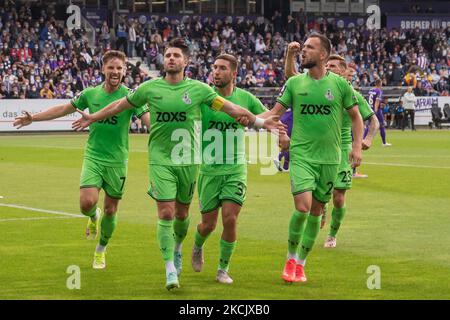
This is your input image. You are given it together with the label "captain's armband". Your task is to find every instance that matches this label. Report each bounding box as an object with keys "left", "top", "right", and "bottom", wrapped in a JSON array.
[{"left": 211, "top": 96, "right": 226, "bottom": 111}]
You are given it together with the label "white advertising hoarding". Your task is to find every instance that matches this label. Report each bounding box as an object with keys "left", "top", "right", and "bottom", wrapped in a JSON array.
[
  {"left": 413, "top": 96, "right": 450, "bottom": 126},
  {"left": 0, "top": 99, "right": 82, "bottom": 132}
]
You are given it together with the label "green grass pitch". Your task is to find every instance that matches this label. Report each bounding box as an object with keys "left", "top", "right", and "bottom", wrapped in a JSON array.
[{"left": 1, "top": 130, "right": 449, "bottom": 299}]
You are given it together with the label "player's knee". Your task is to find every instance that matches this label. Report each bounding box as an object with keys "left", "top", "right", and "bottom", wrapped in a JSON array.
[
  {"left": 222, "top": 215, "right": 237, "bottom": 230},
  {"left": 294, "top": 203, "right": 310, "bottom": 213},
  {"left": 333, "top": 193, "right": 345, "bottom": 208},
  {"left": 104, "top": 206, "right": 117, "bottom": 216},
  {"left": 158, "top": 205, "right": 175, "bottom": 220},
  {"left": 203, "top": 220, "right": 217, "bottom": 234},
  {"left": 80, "top": 198, "right": 97, "bottom": 213}
]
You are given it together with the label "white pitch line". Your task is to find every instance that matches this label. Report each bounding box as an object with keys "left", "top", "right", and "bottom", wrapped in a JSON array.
[
  {"left": 0, "top": 203, "right": 84, "bottom": 218},
  {"left": 363, "top": 162, "right": 450, "bottom": 170},
  {"left": 0, "top": 216, "right": 84, "bottom": 222}
]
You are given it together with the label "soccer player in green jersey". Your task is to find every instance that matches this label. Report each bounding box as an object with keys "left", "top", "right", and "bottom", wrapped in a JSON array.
[
  {"left": 191, "top": 54, "right": 270, "bottom": 284},
  {"left": 285, "top": 47, "right": 380, "bottom": 248},
  {"left": 254, "top": 34, "right": 364, "bottom": 283},
  {"left": 13, "top": 51, "right": 150, "bottom": 269},
  {"left": 71, "top": 38, "right": 284, "bottom": 290},
  {"left": 322, "top": 57, "right": 379, "bottom": 248}
]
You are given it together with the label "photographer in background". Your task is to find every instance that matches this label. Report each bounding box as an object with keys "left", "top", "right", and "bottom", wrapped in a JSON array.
[{"left": 401, "top": 86, "right": 417, "bottom": 131}]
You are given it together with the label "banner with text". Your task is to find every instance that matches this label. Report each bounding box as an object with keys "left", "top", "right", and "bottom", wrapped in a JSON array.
[
  {"left": 387, "top": 15, "right": 450, "bottom": 30},
  {"left": 0, "top": 99, "right": 82, "bottom": 132},
  {"left": 414, "top": 96, "right": 450, "bottom": 125}
]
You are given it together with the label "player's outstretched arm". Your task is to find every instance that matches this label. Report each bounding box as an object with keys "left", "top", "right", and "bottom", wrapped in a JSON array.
[
  {"left": 140, "top": 112, "right": 151, "bottom": 130},
  {"left": 285, "top": 42, "right": 301, "bottom": 79},
  {"left": 257, "top": 103, "right": 288, "bottom": 119},
  {"left": 220, "top": 98, "right": 287, "bottom": 134},
  {"left": 13, "top": 103, "right": 76, "bottom": 129},
  {"left": 347, "top": 106, "right": 364, "bottom": 168},
  {"left": 362, "top": 114, "right": 380, "bottom": 150},
  {"left": 72, "top": 97, "right": 133, "bottom": 131}
]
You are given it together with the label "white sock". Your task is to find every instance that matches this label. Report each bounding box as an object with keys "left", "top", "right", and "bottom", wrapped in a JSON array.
[
  {"left": 96, "top": 244, "right": 106, "bottom": 253},
  {"left": 91, "top": 209, "right": 99, "bottom": 222},
  {"left": 287, "top": 252, "right": 298, "bottom": 261},
  {"left": 175, "top": 243, "right": 182, "bottom": 253},
  {"left": 165, "top": 261, "right": 177, "bottom": 276},
  {"left": 297, "top": 258, "right": 306, "bottom": 266}
]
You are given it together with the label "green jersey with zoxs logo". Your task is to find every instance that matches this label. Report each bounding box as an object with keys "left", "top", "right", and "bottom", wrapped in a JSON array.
[
  {"left": 71, "top": 83, "right": 148, "bottom": 167},
  {"left": 126, "top": 78, "right": 219, "bottom": 166},
  {"left": 276, "top": 71, "right": 358, "bottom": 165}
]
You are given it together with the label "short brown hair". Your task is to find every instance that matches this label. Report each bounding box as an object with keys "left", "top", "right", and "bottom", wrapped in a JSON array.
[
  {"left": 328, "top": 54, "right": 347, "bottom": 70},
  {"left": 215, "top": 54, "right": 238, "bottom": 71},
  {"left": 102, "top": 50, "right": 127, "bottom": 65},
  {"left": 166, "top": 38, "right": 190, "bottom": 58},
  {"left": 309, "top": 33, "right": 332, "bottom": 58}
]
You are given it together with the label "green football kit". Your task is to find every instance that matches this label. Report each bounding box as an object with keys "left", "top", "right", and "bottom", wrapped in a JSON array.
[
  {"left": 126, "top": 77, "right": 220, "bottom": 204},
  {"left": 71, "top": 83, "right": 148, "bottom": 199},
  {"left": 278, "top": 71, "right": 358, "bottom": 268},
  {"left": 276, "top": 71, "right": 358, "bottom": 203},
  {"left": 334, "top": 88, "right": 374, "bottom": 190},
  {"left": 198, "top": 87, "right": 267, "bottom": 213}
]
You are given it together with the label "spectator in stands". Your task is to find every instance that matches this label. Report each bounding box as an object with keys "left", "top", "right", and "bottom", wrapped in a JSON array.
[
  {"left": 286, "top": 15, "right": 296, "bottom": 42},
  {"left": 40, "top": 82, "right": 54, "bottom": 99},
  {"left": 401, "top": 86, "right": 417, "bottom": 130},
  {"left": 115, "top": 20, "right": 128, "bottom": 53},
  {"left": 100, "top": 21, "right": 111, "bottom": 48},
  {"left": 264, "top": 75, "right": 278, "bottom": 87},
  {"left": 128, "top": 20, "right": 137, "bottom": 58},
  {"left": 414, "top": 81, "right": 427, "bottom": 96}
]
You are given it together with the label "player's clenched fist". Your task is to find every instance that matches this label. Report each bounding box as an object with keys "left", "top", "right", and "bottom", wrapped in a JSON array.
[{"left": 287, "top": 41, "right": 302, "bottom": 55}]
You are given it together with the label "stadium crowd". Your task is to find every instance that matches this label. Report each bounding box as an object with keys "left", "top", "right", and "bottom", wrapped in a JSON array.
[{"left": 0, "top": 1, "right": 450, "bottom": 101}]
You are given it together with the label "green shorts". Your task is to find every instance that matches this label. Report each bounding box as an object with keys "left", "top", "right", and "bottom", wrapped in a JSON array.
[
  {"left": 80, "top": 158, "right": 127, "bottom": 199},
  {"left": 197, "top": 172, "right": 247, "bottom": 214},
  {"left": 334, "top": 145, "right": 353, "bottom": 190},
  {"left": 148, "top": 165, "right": 199, "bottom": 204},
  {"left": 290, "top": 161, "right": 339, "bottom": 203}
]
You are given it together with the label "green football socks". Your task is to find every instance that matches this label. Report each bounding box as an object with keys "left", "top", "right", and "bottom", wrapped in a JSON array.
[
  {"left": 288, "top": 210, "right": 309, "bottom": 257},
  {"left": 329, "top": 206, "right": 346, "bottom": 238},
  {"left": 173, "top": 216, "right": 190, "bottom": 247},
  {"left": 219, "top": 239, "right": 236, "bottom": 272},
  {"left": 298, "top": 214, "right": 321, "bottom": 261},
  {"left": 157, "top": 219, "right": 175, "bottom": 262},
  {"left": 99, "top": 214, "right": 117, "bottom": 247},
  {"left": 194, "top": 228, "right": 211, "bottom": 249}
]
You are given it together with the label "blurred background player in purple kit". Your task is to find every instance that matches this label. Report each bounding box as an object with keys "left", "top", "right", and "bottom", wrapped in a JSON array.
[
  {"left": 354, "top": 77, "right": 390, "bottom": 179},
  {"left": 365, "top": 78, "right": 391, "bottom": 147},
  {"left": 274, "top": 108, "right": 293, "bottom": 172}
]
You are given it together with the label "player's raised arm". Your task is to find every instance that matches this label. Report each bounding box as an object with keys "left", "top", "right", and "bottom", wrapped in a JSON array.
[
  {"left": 285, "top": 41, "right": 301, "bottom": 79},
  {"left": 13, "top": 102, "right": 76, "bottom": 129},
  {"left": 72, "top": 97, "right": 133, "bottom": 131}
]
